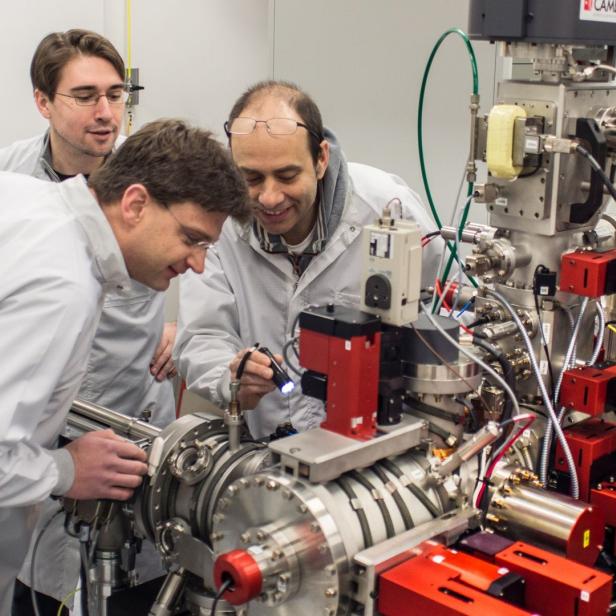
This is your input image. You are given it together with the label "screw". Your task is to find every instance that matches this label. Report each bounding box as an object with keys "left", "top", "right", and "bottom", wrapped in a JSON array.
[
  {"left": 324, "top": 587, "right": 337, "bottom": 598},
  {"left": 298, "top": 504, "right": 308, "bottom": 514},
  {"left": 266, "top": 480, "right": 279, "bottom": 491},
  {"left": 240, "top": 531, "right": 251, "bottom": 544},
  {"left": 254, "top": 477, "right": 265, "bottom": 486},
  {"left": 227, "top": 485, "right": 237, "bottom": 496},
  {"left": 256, "top": 530, "right": 267, "bottom": 541},
  {"left": 311, "top": 522, "right": 320, "bottom": 533}
]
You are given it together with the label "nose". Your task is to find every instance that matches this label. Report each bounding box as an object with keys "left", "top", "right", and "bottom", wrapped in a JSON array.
[
  {"left": 93, "top": 94, "right": 114, "bottom": 119},
  {"left": 257, "top": 179, "right": 284, "bottom": 209},
  {"left": 186, "top": 247, "right": 207, "bottom": 275}
]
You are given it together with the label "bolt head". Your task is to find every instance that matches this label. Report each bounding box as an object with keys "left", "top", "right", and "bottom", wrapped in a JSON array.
[{"left": 240, "top": 531, "right": 251, "bottom": 544}]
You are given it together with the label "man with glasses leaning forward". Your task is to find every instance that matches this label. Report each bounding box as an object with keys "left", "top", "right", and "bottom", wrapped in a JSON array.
[
  {"left": 175, "top": 80, "right": 443, "bottom": 440},
  {"left": 0, "top": 30, "right": 178, "bottom": 615}
]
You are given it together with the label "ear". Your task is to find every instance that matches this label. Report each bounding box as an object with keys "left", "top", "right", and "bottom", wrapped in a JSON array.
[
  {"left": 118, "top": 184, "right": 151, "bottom": 228},
  {"left": 34, "top": 89, "right": 52, "bottom": 120},
  {"left": 315, "top": 139, "right": 330, "bottom": 180}
]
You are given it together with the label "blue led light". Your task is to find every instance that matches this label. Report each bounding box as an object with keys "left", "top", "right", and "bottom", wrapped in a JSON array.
[{"left": 281, "top": 381, "right": 295, "bottom": 395}]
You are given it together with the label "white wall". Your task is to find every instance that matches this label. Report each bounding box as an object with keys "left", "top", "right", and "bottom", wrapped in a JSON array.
[
  {"left": 272, "top": 0, "right": 496, "bottom": 226},
  {"left": 1, "top": 1, "right": 499, "bottom": 322},
  {"left": 0, "top": 0, "right": 104, "bottom": 143},
  {"left": 1, "top": 1, "right": 273, "bottom": 143}
]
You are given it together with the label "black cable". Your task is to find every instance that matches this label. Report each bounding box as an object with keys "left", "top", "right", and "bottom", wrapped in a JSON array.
[
  {"left": 211, "top": 577, "right": 233, "bottom": 615},
  {"left": 576, "top": 144, "right": 616, "bottom": 201},
  {"left": 407, "top": 482, "right": 442, "bottom": 518},
  {"left": 518, "top": 164, "right": 542, "bottom": 178},
  {"left": 336, "top": 475, "right": 373, "bottom": 547},
  {"left": 532, "top": 265, "right": 555, "bottom": 397},
  {"left": 348, "top": 470, "right": 395, "bottom": 539},
  {"left": 472, "top": 336, "right": 516, "bottom": 452},
  {"left": 379, "top": 458, "right": 442, "bottom": 518},
  {"left": 236, "top": 344, "right": 259, "bottom": 380},
  {"left": 466, "top": 316, "right": 490, "bottom": 329},
  {"left": 519, "top": 402, "right": 547, "bottom": 417},
  {"left": 31, "top": 508, "right": 63, "bottom": 616},
  {"left": 282, "top": 338, "right": 302, "bottom": 376},
  {"left": 372, "top": 463, "right": 415, "bottom": 531}
]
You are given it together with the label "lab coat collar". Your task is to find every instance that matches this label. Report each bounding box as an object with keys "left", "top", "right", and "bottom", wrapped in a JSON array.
[{"left": 56, "top": 176, "right": 130, "bottom": 291}]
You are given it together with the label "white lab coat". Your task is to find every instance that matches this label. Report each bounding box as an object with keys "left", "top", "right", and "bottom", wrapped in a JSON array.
[
  {"left": 0, "top": 133, "right": 173, "bottom": 602},
  {"left": 0, "top": 133, "right": 175, "bottom": 426},
  {"left": 0, "top": 172, "right": 130, "bottom": 613},
  {"left": 176, "top": 161, "right": 443, "bottom": 439}
]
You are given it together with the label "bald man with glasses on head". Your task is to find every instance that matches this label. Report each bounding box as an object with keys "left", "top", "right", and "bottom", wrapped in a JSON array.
[{"left": 175, "top": 80, "right": 443, "bottom": 441}]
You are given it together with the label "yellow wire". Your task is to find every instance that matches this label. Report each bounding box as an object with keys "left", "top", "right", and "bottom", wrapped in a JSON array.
[
  {"left": 608, "top": 324, "right": 616, "bottom": 335},
  {"left": 57, "top": 587, "right": 79, "bottom": 616},
  {"left": 125, "top": 0, "right": 133, "bottom": 135},
  {"left": 126, "top": 0, "right": 132, "bottom": 81}
]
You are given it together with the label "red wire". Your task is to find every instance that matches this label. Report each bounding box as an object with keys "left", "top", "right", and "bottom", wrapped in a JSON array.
[
  {"left": 434, "top": 279, "right": 473, "bottom": 335},
  {"left": 474, "top": 415, "right": 536, "bottom": 508}
]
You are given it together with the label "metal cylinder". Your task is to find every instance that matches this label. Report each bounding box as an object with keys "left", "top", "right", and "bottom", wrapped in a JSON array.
[
  {"left": 488, "top": 475, "right": 604, "bottom": 566},
  {"left": 211, "top": 451, "right": 448, "bottom": 614},
  {"left": 149, "top": 569, "right": 186, "bottom": 616},
  {"left": 70, "top": 398, "right": 160, "bottom": 440}
]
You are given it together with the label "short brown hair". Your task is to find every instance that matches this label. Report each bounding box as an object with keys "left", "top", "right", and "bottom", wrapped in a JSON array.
[
  {"left": 89, "top": 119, "right": 250, "bottom": 222},
  {"left": 227, "top": 80, "right": 324, "bottom": 164},
  {"left": 30, "top": 29, "right": 125, "bottom": 99}
]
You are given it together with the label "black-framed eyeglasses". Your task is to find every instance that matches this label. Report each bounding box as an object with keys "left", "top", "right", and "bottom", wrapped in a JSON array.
[
  {"left": 167, "top": 207, "right": 215, "bottom": 251},
  {"left": 224, "top": 117, "right": 322, "bottom": 141},
  {"left": 55, "top": 86, "right": 130, "bottom": 107}
]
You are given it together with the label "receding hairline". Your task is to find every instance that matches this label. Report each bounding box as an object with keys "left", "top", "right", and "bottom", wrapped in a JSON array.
[{"left": 237, "top": 84, "right": 303, "bottom": 115}]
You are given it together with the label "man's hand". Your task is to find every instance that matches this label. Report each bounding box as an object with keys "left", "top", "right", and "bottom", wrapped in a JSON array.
[
  {"left": 229, "top": 348, "right": 284, "bottom": 410},
  {"left": 64, "top": 429, "right": 148, "bottom": 501},
  {"left": 151, "top": 321, "right": 177, "bottom": 381}
]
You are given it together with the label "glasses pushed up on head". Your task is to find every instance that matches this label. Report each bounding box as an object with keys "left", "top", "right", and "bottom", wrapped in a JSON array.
[
  {"left": 224, "top": 117, "right": 321, "bottom": 140},
  {"left": 55, "top": 86, "right": 130, "bottom": 107}
]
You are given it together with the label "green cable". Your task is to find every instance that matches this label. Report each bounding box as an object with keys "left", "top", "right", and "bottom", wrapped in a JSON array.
[{"left": 417, "top": 28, "right": 479, "bottom": 303}]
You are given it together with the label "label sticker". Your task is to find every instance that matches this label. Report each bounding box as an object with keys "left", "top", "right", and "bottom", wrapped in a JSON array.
[
  {"left": 580, "top": 0, "right": 616, "bottom": 23},
  {"left": 495, "top": 197, "right": 509, "bottom": 207},
  {"left": 539, "top": 359, "right": 549, "bottom": 376},
  {"left": 369, "top": 231, "right": 393, "bottom": 259},
  {"left": 580, "top": 590, "right": 590, "bottom": 603},
  {"left": 345, "top": 340, "right": 352, "bottom": 351},
  {"left": 583, "top": 529, "right": 590, "bottom": 548},
  {"left": 542, "top": 322, "right": 551, "bottom": 344}
]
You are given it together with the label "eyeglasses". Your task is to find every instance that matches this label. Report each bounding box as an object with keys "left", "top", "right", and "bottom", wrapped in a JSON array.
[
  {"left": 55, "top": 87, "right": 130, "bottom": 107},
  {"left": 224, "top": 117, "right": 322, "bottom": 141},
  {"left": 167, "top": 207, "right": 215, "bottom": 251}
]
